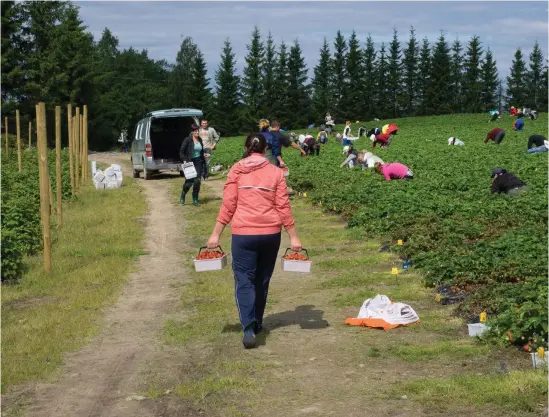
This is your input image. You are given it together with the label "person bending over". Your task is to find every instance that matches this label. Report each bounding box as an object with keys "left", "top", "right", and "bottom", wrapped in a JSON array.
[
  {"left": 374, "top": 161, "right": 414, "bottom": 181},
  {"left": 485, "top": 128, "right": 505, "bottom": 144},
  {"left": 491, "top": 168, "right": 528, "bottom": 196}
]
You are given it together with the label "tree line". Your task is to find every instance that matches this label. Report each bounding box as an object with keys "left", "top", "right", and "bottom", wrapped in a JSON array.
[{"left": 1, "top": 1, "right": 547, "bottom": 148}]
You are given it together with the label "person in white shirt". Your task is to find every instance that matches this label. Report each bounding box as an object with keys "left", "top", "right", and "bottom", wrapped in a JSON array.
[
  {"left": 448, "top": 137, "right": 464, "bottom": 146},
  {"left": 199, "top": 119, "right": 220, "bottom": 180}
]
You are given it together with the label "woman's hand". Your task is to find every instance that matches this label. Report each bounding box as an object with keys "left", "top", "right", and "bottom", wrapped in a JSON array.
[
  {"left": 290, "top": 236, "right": 302, "bottom": 252},
  {"left": 207, "top": 233, "right": 220, "bottom": 249}
]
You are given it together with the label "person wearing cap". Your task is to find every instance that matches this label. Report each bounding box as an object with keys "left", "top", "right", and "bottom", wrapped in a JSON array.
[
  {"left": 491, "top": 168, "right": 528, "bottom": 195},
  {"left": 300, "top": 134, "right": 320, "bottom": 156},
  {"left": 513, "top": 118, "right": 524, "bottom": 131},
  {"left": 374, "top": 161, "right": 414, "bottom": 181},
  {"left": 340, "top": 145, "right": 358, "bottom": 168},
  {"left": 509, "top": 106, "right": 518, "bottom": 116},
  {"left": 370, "top": 132, "right": 392, "bottom": 150},
  {"left": 484, "top": 128, "right": 505, "bottom": 144},
  {"left": 179, "top": 123, "right": 206, "bottom": 206},
  {"left": 448, "top": 137, "right": 465, "bottom": 146},
  {"left": 527, "top": 134, "right": 549, "bottom": 153}
]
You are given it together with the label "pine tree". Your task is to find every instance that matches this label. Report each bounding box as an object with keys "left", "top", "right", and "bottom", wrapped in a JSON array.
[
  {"left": 213, "top": 39, "right": 241, "bottom": 136},
  {"left": 331, "top": 31, "right": 347, "bottom": 119},
  {"left": 1, "top": 1, "right": 25, "bottom": 113},
  {"left": 312, "top": 37, "right": 332, "bottom": 121},
  {"left": 497, "top": 80, "right": 504, "bottom": 112},
  {"left": 450, "top": 39, "right": 463, "bottom": 113},
  {"left": 463, "top": 35, "right": 483, "bottom": 112},
  {"left": 376, "top": 42, "right": 390, "bottom": 118},
  {"left": 272, "top": 41, "right": 290, "bottom": 126},
  {"left": 526, "top": 41, "right": 544, "bottom": 109},
  {"left": 506, "top": 48, "right": 528, "bottom": 108},
  {"left": 286, "top": 40, "right": 310, "bottom": 128},
  {"left": 540, "top": 64, "right": 548, "bottom": 112},
  {"left": 426, "top": 33, "right": 452, "bottom": 114},
  {"left": 362, "top": 34, "right": 377, "bottom": 119},
  {"left": 387, "top": 29, "right": 403, "bottom": 118},
  {"left": 242, "top": 26, "right": 264, "bottom": 119},
  {"left": 480, "top": 48, "right": 498, "bottom": 111},
  {"left": 261, "top": 32, "right": 276, "bottom": 117},
  {"left": 417, "top": 37, "right": 431, "bottom": 115},
  {"left": 171, "top": 37, "right": 199, "bottom": 108},
  {"left": 402, "top": 27, "right": 419, "bottom": 116},
  {"left": 342, "top": 30, "right": 362, "bottom": 120}
]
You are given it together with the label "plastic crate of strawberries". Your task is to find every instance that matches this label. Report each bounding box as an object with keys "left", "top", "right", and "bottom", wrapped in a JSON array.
[
  {"left": 193, "top": 246, "right": 227, "bottom": 272},
  {"left": 281, "top": 248, "right": 312, "bottom": 273}
]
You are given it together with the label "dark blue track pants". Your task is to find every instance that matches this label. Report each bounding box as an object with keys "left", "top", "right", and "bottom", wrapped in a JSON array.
[{"left": 232, "top": 233, "right": 281, "bottom": 331}]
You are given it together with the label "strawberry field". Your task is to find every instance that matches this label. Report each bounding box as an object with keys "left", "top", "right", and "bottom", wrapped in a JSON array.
[{"left": 212, "top": 113, "right": 548, "bottom": 350}]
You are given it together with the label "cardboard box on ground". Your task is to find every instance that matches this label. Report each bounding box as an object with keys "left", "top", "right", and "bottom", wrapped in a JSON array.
[{"left": 91, "top": 161, "right": 123, "bottom": 189}]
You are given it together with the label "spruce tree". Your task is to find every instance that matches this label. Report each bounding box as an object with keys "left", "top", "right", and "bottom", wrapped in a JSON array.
[
  {"left": 343, "top": 30, "right": 362, "bottom": 120},
  {"left": 463, "top": 35, "right": 483, "bottom": 112},
  {"left": 331, "top": 31, "right": 347, "bottom": 119},
  {"left": 286, "top": 40, "right": 310, "bottom": 128},
  {"left": 261, "top": 31, "right": 277, "bottom": 117},
  {"left": 427, "top": 33, "right": 452, "bottom": 114},
  {"left": 376, "top": 42, "right": 389, "bottom": 118},
  {"left": 1, "top": 1, "right": 24, "bottom": 112},
  {"left": 540, "top": 65, "right": 548, "bottom": 112},
  {"left": 450, "top": 39, "right": 463, "bottom": 113},
  {"left": 480, "top": 48, "right": 498, "bottom": 111},
  {"left": 506, "top": 48, "right": 528, "bottom": 108},
  {"left": 312, "top": 38, "right": 332, "bottom": 121},
  {"left": 242, "top": 26, "right": 264, "bottom": 119},
  {"left": 172, "top": 37, "right": 199, "bottom": 108},
  {"left": 417, "top": 37, "right": 431, "bottom": 115},
  {"left": 190, "top": 49, "right": 213, "bottom": 115},
  {"left": 214, "top": 39, "right": 241, "bottom": 136},
  {"left": 387, "top": 29, "right": 403, "bottom": 118},
  {"left": 273, "top": 41, "right": 290, "bottom": 126},
  {"left": 526, "top": 41, "right": 544, "bottom": 109},
  {"left": 362, "top": 34, "right": 377, "bottom": 119},
  {"left": 402, "top": 27, "right": 419, "bottom": 116}
]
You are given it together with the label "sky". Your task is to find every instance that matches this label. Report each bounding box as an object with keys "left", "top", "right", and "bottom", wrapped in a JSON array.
[{"left": 77, "top": 1, "right": 548, "bottom": 85}]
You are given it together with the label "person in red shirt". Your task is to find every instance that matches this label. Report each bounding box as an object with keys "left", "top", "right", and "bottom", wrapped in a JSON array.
[
  {"left": 207, "top": 133, "right": 303, "bottom": 349},
  {"left": 509, "top": 106, "right": 517, "bottom": 116},
  {"left": 485, "top": 128, "right": 505, "bottom": 144},
  {"left": 370, "top": 133, "right": 392, "bottom": 150}
]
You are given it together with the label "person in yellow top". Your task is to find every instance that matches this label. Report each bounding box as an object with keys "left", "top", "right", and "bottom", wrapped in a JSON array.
[{"left": 316, "top": 128, "right": 328, "bottom": 144}]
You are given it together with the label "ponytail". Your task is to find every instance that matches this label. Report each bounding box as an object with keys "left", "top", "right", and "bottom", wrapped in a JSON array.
[{"left": 244, "top": 133, "right": 267, "bottom": 157}]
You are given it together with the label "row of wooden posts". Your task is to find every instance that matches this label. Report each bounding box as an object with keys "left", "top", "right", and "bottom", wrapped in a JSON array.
[{"left": 5, "top": 103, "right": 89, "bottom": 273}]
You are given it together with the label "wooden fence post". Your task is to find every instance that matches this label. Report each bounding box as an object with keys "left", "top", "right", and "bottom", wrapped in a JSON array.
[
  {"left": 28, "top": 120, "right": 32, "bottom": 148},
  {"left": 4, "top": 116, "right": 8, "bottom": 158},
  {"left": 36, "top": 102, "right": 52, "bottom": 273},
  {"left": 74, "top": 107, "right": 80, "bottom": 192},
  {"left": 79, "top": 114, "right": 84, "bottom": 183},
  {"left": 83, "top": 105, "right": 88, "bottom": 184},
  {"left": 16, "top": 110, "right": 21, "bottom": 171},
  {"left": 55, "top": 106, "right": 62, "bottom": 227},
  {"left": 67, "top": 104, "right": 74, "bottom": 196}
]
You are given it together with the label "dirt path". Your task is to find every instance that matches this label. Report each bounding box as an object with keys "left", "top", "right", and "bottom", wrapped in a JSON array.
[{"left": 19, "top": 153, "right": 186, "bottom": 417}]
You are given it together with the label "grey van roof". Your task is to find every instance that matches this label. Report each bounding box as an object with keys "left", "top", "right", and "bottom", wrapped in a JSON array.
[{"left": 145, "top": 108, "right": 203, "bottom": 118}]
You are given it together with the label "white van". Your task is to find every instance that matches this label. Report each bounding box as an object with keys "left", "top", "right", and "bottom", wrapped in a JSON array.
[{"left": 130, "top": 108, "right": 203, "bottom": 179}]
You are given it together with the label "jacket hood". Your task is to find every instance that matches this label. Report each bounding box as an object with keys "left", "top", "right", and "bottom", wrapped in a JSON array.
[{"left": 235, "top": 153, "right": 271, "bottom": 174}]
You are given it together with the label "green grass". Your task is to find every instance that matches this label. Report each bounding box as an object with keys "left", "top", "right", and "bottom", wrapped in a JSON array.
[
  {"left": 393, "top": 370, "right": 548, "bottom": 414},
  {"left": 1, "top": 176, "right": 147, "bottom": 389}
]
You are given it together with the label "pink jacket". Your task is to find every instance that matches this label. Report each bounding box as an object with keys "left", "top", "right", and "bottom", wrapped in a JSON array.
[
  {"left": 217, "top": 153, "right": 296, "bottom": 235},
  {"left": 381, "top": 162, "right": 410, "bottom": 181}
]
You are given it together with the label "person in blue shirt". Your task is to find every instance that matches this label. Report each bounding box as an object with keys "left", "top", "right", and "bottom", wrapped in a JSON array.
[{"left": 513, "top": 118, "right": 524, "bottom": 131}]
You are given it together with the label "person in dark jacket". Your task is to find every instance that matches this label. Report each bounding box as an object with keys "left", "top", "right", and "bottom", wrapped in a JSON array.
[
  {"left": 485, "top": 128, "right": 505, "bottom": 144},
  {"left": 179, "top": 123, "right": 206, "bottom": 206},
  {"left": 527, "top": 134, "right": 547, "bottom": 150},
  {"left": 491, "top": 168, "right": 528, "bottom": 196},
  {"left": 366, "top": 127, "right": 381, "bottom": 137}
]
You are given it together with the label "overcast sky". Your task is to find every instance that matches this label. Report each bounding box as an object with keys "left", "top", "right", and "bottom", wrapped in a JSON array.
[{"left": 77, "top": 1, "right": 548, "bottom": 86}]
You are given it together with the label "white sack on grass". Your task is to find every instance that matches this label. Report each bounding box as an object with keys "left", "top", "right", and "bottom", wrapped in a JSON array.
[{"left": 356, "top": 294, "right": 419, "bottom": 325}]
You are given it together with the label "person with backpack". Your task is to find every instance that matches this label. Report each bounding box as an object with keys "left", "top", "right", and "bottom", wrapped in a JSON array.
[
  {"left": 206, "top": 133, "right": 303, "bottom": 349},
  {"left": 270, "top": 120, "right": 306, "bottom": 168},
  {"left": 317, "top": 128, "right": 328, "bottom": 144},
  {"left": 484, "top": 128, "right": 505, "bottom": 144},
  {"left": 490, "top": 168, "right": 528, "bottom": 196}
]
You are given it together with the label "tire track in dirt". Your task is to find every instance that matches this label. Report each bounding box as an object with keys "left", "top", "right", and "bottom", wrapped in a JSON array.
[{"left": 12, "top": 153, "right": 187, "bottom": 417}]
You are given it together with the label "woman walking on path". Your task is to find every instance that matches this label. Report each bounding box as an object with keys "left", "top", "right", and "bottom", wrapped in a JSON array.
[
  {"left": 207, "top": 133, "right": 303, "bottom": 349},
  {"left": 179, "top": 123, "right": 206, "bottom": 206}
]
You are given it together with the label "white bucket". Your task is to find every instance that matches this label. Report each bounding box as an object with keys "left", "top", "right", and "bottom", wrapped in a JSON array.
[
  {"left": 531, "top": 352, "right": 548, "bottom": 369},
  {"left": 194, "top": 254, "right": 227, "bottom": 272}
]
